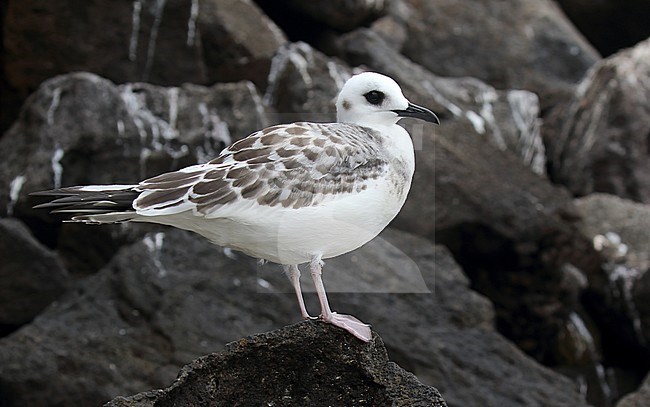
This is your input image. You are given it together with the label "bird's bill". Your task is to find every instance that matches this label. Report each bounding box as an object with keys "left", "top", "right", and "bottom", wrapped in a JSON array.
[{"left": 392, "top": 102, "right": 440, "bottom": 124}]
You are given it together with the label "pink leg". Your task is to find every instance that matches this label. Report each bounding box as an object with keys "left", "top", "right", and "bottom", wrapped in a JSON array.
[
  {"left": 283, "top": 264, "right": 312, "bottom": 320},
  {"left": 309, "top": 256, "right": 372, "bottom": 342}
]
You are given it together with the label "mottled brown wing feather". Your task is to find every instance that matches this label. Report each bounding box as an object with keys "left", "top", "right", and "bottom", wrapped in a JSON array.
[{"left": 134, "top": 122, "right": 388, "bottom": 214}]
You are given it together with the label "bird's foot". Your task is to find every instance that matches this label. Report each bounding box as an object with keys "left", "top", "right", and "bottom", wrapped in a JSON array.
[{"left": 321, "top": 312, "right": 372, "bottom": 342}]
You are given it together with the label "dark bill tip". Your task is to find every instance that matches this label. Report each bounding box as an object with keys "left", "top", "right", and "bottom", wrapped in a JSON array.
[{"left": 392, "top": 102, "right": 440, "bottom": 124}]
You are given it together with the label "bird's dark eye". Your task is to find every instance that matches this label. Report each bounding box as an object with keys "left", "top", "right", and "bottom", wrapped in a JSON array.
[{"left": 364, "top": 90, "right": 385, "bottom": 105}]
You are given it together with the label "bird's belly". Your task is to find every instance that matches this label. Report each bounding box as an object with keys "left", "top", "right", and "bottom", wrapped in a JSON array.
[{"left": 161, "top": 181, "right": 409, "bottom": 265}]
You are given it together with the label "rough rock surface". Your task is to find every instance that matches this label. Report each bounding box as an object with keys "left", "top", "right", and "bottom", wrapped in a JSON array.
[
  {"left": 365, "top": 0, "right": 599, "bottom": 106},
  {"left": 105, "top": 322, "right": 447, "bottom": 407},
  {"left": 574, "top": 194, "right": 650, "bottom": 368},
  {"left": 264, "top": 42, "right": 350, "bottom": 122},
  {"left": 0, "top": 218, "right": 68, "bottom": 328},
  {"left": 197, "top": 0, "right": 287, "bottom": 87},
  {"left": 328, "top": 29, "right": 547, "bottom": 175},
  {"left": 3, "top": 0, "right": 286, "bottom": 92},
  {"left": 575, "top": 194, "right": 650, "bottom": 273},
  {"left": 544, "top": 38, "right": 650, "bottom": 203},
  {"left": 0, "top": 228, "right": 587, "bottom": 407},
  {"left": 427, "top": 126, "right": 602, "bottom": 364}
]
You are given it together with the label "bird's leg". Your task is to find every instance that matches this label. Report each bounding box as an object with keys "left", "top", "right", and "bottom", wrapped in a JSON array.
[
  {"left": 309, "top": 256, "right": 372, "bottom": 342},
  {"left": 283, "top": 264, "right": 313, "bottom": 320}
]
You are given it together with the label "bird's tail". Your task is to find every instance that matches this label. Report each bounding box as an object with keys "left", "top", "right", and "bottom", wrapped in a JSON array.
[{"left": 31, "top": 185, "right": 140, "bottom": 223}]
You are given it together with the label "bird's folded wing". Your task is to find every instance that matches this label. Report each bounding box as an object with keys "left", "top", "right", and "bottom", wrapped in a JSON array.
[{"left": 134, "top": 122, "right": 389, "bottom": 217}]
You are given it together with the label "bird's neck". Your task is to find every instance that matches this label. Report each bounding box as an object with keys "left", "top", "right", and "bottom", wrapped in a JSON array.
[{"left": 367, "top": 122, "right": 415, "bottom": 168}]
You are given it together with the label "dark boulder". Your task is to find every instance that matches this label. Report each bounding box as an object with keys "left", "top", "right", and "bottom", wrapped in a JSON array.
[
  {"left": 105, "top": 322, "right": 447, "bottom": 407},
  {"left": 544, "top": 38, "right": 650, "bottom": 203},
  {"left": 355, "top": 0, "right": 600, "bottom": 107},
  {"left": 3, "top": 0, "right": 286, "bottom": 93},
  {"left": 264, "top": 42, "right": 350, "bottom": 123},
  {"left": 0, "top": 218, "right": 68, "bottom": 329},
  {"left": 574, "top": 194, "right": 650, "bottom": 367},
  {"left": 328, "top": 29, "right": 547, "bottom": 174},
  {"left": 0, "top": 227, "right": 587, "bottom": 406}
]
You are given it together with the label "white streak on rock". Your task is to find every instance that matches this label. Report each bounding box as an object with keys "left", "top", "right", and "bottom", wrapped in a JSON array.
[
  {"left": 120, "top": 84, "right": 186, "bottom": 176},
  {"left": 143, "top": 232, "right": 167, "bottom": 277},
  {"left": 607, "top": 263, "right": 645, "bottom": 345},
  {"left": 326, "top": 61, "right": 349, "bottom": 90},
  {"left": 47, "top": 88, "right": 62, "bottom": 125},
  {"left": 244, "top": 81, "right": 269, "bottom": 128},
  {"left": 144, "top": 0, "right": 167, "bottom": 81},
  {"left": 477, "top": 88, "right": 506, "bottom": 150},
  {"left": 197, "top": 102, "right": 231, "bottom": 163},
  {"left": 117, "top": 119, "right": 126, "bottom": 137},
  {"left": 129, "top": 0, "right": 142, "bottom": 61},
  {"left": 288, "top": 44, "right": 314, "bottom": 88},
  {"left": 51, "top": 148, "right": 65, "bottom": 188},
  {"left": 264, "top": 43, "right": 314, "bottom": 106},
  {"left": 7, "top": 175, "right": 26, "bottom": 217},
  {"left": 507, "top": 90, "right": 545, "bottom": 175},
  {"left": 223, "top": 247, "right": 237, "bottom": 260},
  {"left": 257, "top": 278, "right": 271, "bottom": 289},
  {"left": 568, "top": 312, "right": 596, "bottom": 356},
  {"left": 168, "top": 87, "right": 179, "bottom": 130},
  {"left": 420, "top": 79, "right": 463, "bottom": 117},
  {"left": 566, "top": 313, "right": 613, "bottom": 400},
  {"left": 186, "top": 0, "right": 199, "bottom": 47},
  {"left": 465, "top": 111, "right": 485, "bottom": 134}
]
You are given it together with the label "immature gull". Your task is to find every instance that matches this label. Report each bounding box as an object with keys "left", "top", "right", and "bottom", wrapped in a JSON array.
[{"left": 33, "top": 72, "right": 439, "bottom": 342}]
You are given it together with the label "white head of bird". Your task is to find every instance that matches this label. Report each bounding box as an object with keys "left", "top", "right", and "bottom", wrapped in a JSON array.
[{"left": 335, "top": 72, "right": 439, "bottom": 131}]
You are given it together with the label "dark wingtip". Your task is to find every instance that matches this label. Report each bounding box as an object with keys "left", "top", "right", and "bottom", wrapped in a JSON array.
[{"left": 30, "top": 187, "right": 139, "bottom": 215}]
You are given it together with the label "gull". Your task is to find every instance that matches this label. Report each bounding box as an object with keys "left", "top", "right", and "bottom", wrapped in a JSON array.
[{"left": 33, "top": 72, "right": 439, "bottom": 342}]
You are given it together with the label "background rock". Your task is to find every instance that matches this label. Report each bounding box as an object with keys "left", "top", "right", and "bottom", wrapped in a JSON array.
[
  {"left": 0, "top": 218, "right": 68, "bottom": 330},
  {"left": 0, "top": 228, "right": 587, "bottom": 407},
  {"left": 1, "top": 0, "right": 284, "bottom": 134},
  {"left": 575, "top": 194, "right": 650, "bottom": 273},
  {"left": 349, "top": 0, "right": 599, "bottom": 108},
  {"left": 3, "top": 0, "right": 285, "bottom": 92},
  {"left": 573, "top": 194, "right": 650, "bottom": 391},
  {"left": 544, "top": 38, "right": 650, "bottom": 203},
  {"left": 105, "top": 322, "right": 447, "bottom": 407},
  {"left": 264, "top": 42, "right": 350, "bottom": 122},
  {"left": 328, "top": 29, "right": 547, "bottom": 174}
]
